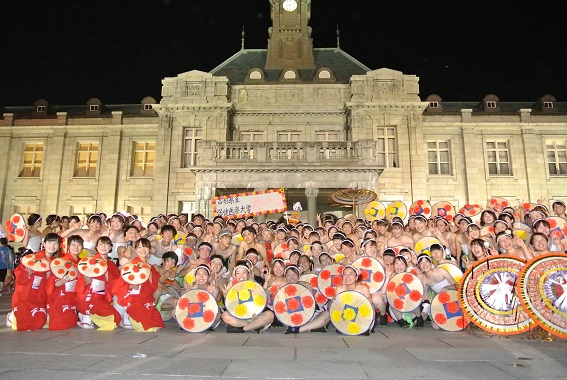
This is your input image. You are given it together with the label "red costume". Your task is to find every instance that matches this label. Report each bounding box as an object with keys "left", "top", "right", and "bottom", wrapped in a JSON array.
[
  {"left": 114, "top": 257, "right": 164, "bottom": 331},
  {"left": 46, "top": 254, "right": 78, "bottom": 330},
  {"left": 11, "top": 251, "right": 49, "bottom": 331},
  {"left": 76, "top": 254, "right": 121, "bottom": 330}
]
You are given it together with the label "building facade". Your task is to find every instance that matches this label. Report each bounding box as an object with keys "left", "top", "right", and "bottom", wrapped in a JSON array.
[{"left": 1, "top": 0, "right": 566, "bottom": 225}]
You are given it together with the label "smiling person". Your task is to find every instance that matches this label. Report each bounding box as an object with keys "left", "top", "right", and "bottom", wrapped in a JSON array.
[
  {"left": 114, "top": 238, "right": 164, "bottom": 332},
  {"left": 236, "top": 226, "right": 269, "bottom": 271},
  {"left": 8, "top": 233, "right": 59, "bottom": 330},
  {"left": 60, "top": 215, "right": 103, "bottom": 255}
]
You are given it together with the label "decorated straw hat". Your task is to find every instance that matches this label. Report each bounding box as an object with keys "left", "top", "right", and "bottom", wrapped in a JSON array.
[
  {"left": 121, "top": 259, "right": 151, "bottom": 285},
  {"left": 21, "top": 253, "right": 50, "bottom": 272},
  {"left": 78, "top": 255, "right": 108, "bottom": 277},
  {"left": 50, "top": 257, "right": 79, "bottom": 280}
]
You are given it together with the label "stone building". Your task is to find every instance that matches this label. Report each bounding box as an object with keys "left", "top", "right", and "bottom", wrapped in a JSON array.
[{"left": 1, "top": 0, "right": 566, "bottom": 226}]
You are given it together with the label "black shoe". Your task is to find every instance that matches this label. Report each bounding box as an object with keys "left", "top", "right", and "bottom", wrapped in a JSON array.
[
  {"left": 379, "top": 313, "right": 389, "bottom": 326},
  {"left": 285, "top": 326, "right": 299, "bottom": 334},
  {"left": 398, "top": 319, "right": 409, "bottom": 328},
  {"left": 415, "top": 316, "right": 424, "bottom": 328},
  {"left": 311, "top": 327, "right": 327, "bottom": 333},
  {"left": 226, "top": 324, "right": 244, "bottom": 333},
  {"left": 361, "top": 329, "right": 370, "bottom": 336},
  {"left": 371, "top": 311, "right": 380, "bottom": 333},
  {"left": 271, "top": 319, "right": 283, "bottom": 328}
]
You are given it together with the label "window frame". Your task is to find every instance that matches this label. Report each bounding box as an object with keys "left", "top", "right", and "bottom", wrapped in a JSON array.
[
  {"left": 429, "top": 101, "right": 439, "bottom": 108},
  {"left": 130, "top": 141, "right": 155, "bottom": 177},
  {"left": 277, "top": 131, "right": 302, "bottom": 142},
  {"left": 546, "top": 139, "right": 567, "bottom": 176},
  {"left": 183, "top": 127, "right": 202, "bottom": 167},
  {"left": 376, "top": 126, "right": 397, "bottom": 168},
  {"left": 19, "top": 142, "right": 44, "bottom": 178},
  {"left": 427, "top": 140, "right": 452, "bottom": 175},
  {"left": 74, "top": 141, "right": 99, "bottom": 178},
  {"left": 543, "top": 101, "right": 554, "bottom": 109},
  {"left": 485, "top": 139, "right": 512, "bottom": 176},
  {"left": 486, "top": 100, "right": 497, "bottom": 108},
  {"left": 89, "top": 104, "right": 100, "bottom": 112}
]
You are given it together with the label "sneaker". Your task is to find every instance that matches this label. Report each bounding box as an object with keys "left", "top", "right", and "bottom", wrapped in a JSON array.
[
  {"left": 256, "top": 324, "right": 270, "bottom": 334},
  {"left": 415, "top": 316, "right": 424, "bottom": 328},
  {"left": 379, "top": 314, "right": 389, "bottom": 326},
  {"left": 398, "top": 319, "right": 409, "bottom": 328},
  {"left": 120, "top": 322, "right": 134, "bottom": 330},
  {"left": 5, "top": 312, "right": 12, "bottom": 328},
  {"left": 285, "top": 326, "right": 299, "bottom": 334},
  {"left": 225, "top": 324, "right": 244, "bottom": 333},
  {"left": 77, "top": 321, "right": 95, "bottom": 330}
]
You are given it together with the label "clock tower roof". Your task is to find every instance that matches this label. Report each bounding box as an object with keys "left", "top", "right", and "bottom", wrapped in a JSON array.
[{"left": 211, "top": 47, "right": 370, "bottom": 84}]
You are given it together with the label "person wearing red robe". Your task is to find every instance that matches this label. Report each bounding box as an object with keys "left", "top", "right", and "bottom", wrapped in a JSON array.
[
  {"left": 114, "top": 238, "right": 164, "bottom": 332},
  {"left": 9, "top": 233, "right": 59, "bottom": 330},
  {"left": 76, "top": 244, "right": 121, "bottom": 331}
]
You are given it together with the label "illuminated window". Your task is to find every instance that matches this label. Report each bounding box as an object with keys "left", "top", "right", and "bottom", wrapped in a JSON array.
[
  {"left": 547, "top": 140, "right": 567, "bottom": 175},
  {"left": 486, "top": 141, "right": 511, "bottom": 175},
  {"left": 75, "top": 142, "right": 98, "bottom": 177},
  {"left": 241, "top": 132, "right": 265, "bottom": 142},
  {"left": 19, "top": 143, "right": 43, "bottom": 177},
  {"left": 36, "top": 105, "right": 46, "bottom": 112},
  {"left": 427, "top": 141, "right": 451, "bottom": 175},
  {"left": 376, "top": 127, "right": 397, "bottom": 167},
  {"left": 183, "top": 128, "right": 202, "bottom": 167},
  {"left": 278, "top": 132, "right": 301, "bottom": 141},
  {"left": 543, "top": 101, "right": 554, "bottom": 109},
  {"left": 89, "top": 105, "right": 99, "bottom": 111},
  {"left": 143, "top": 104, "right": 153, "bottom": 110},
  {"left": 131, "top": 142, "right": 155, "bottom": 177},
  {"left": 486, "top": 101, "right": 497, "bottom": 108},
  {"left": 429, "top": 101, "right": 439, "bottom": 108}
]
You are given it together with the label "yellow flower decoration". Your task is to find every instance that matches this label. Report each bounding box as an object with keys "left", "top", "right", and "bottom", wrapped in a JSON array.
[
  {"left": 388, "top": 207, "right": 397, "bottom": 214},
  {"left": 238, "top": 290, "right": 251, "bottom": 302},
  {"left": 184, "top": 273, "right": 195, "bottom": 285},
  {"left": 243, "top": 281, "right": 256, "bottom": 290},
  {"left": 378, "top": 210, "right": 385, "bottom": 217},
  {"left": 235, "top": 304, "right": 248, "bottom": 317},
  {"left": 253, "top": 294, "right": 265, "bottom": 307},
  {"left": 515, "top": 230, "right": 526, "bottom": 239},
  {"left": 415, "top": 242, "right": 423, "bottom": 252},
  {"left": 79, "top": 249, "right": 89, "bottom": 259},
  {"left": 331, "top": 310, "right": 343, "bottom": 323},
  {"left": 358, "top": 304, "right": 371, "bottom": 318},
  {"left": 226, "top": 288, "right": 237, "bottom": 301},
  {"left": 343, "top": 308, "right": 356, "bottom": 321},
  {"left": 340, "top": 293, "right": 354, "bottom": 304},
  {"left": 347, "top": 323, "right": 361, "bottom": 335}
]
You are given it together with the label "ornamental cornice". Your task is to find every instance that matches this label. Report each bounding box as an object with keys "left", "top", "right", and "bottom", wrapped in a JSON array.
[{"left": 344, "top": 102, "right": 429, "bottom": 112}]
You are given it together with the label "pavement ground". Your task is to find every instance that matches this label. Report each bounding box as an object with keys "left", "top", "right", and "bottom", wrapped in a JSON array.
[{"left": 0, "top": 292, "right": 566, "bottom": 380}]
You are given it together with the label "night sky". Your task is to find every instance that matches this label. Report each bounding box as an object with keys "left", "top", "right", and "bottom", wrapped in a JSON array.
[{"left": 1, "top": 0, "right": 565, "bottom": 107}]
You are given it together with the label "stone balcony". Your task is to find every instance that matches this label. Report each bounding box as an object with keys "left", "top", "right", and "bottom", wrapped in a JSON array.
[{"left": 195, "top": 140, "right": 385, "bottom": 171}]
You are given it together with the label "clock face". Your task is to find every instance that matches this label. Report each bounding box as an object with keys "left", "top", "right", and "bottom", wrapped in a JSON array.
[{"left": 283, "top": 0, "right": 298, "bottom": 12}]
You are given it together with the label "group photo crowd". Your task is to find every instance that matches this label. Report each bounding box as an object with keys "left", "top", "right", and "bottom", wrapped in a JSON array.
[{"left": 1, "top": 196, "right": 566, "bottom": 338}]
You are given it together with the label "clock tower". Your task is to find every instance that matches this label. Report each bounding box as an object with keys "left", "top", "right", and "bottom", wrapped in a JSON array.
[{"left": 265, "top": 0, "right": 316, "bottom": 70}]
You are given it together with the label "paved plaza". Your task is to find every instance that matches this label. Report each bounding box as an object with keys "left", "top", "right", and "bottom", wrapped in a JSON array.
[{"left": 0, "top": 294, "right": 565, "bottom": 380}]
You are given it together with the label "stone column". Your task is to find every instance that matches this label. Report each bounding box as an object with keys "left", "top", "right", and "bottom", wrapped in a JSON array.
[{"left": 305, "top": 187, "right": 319, "bottom": 226}]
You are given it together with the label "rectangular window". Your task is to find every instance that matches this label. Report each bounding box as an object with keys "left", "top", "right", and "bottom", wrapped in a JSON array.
[
  {"left": 143, "top": 104, "right": 153, "bottom": 110},
  {"left": 183, "top": 128, "right": 202, "bottom": 167},
  {"left": 547, "top": 140, "right": 567, "bottom": 175},
  {"left": 315, "top": 131, "right": 340, "bottom": 141},
  {"left": 241, "top": 132, "right": 265, "bottom": 142},
  {"left": 543, "top": 101, "right": 554, "bottom": 109},
  {"left": 427, "top": 141, "right": 451, "bottom": 175},
  {"left": 75, "top": 142, "right": 99, "bottom": 177},
  {"left": 19, "top": 143, "right": 43, "bottom": 177},
  {"left": 376, "top": 127, "right": 397, "bottom": 167},
  {"left": 429, "top": 101, "right": 439, "bottom": 108},
  {"left": 36, "top": 105, "right": 46, "bottom": 112},
  {"left": 131, "top": 141, "right": 155, "bottom": 177},
  {"left": 486, "top": 101, "right": 497, "bottom": 108},
  {"left": 277, "top": 132, "right": 301, "bottom": 141},
  {"left": 89, "top": 105, "right": 99, "bottom": 111},
  {"left": 486, "top": 141, "right": 511, "bottom": 175}
]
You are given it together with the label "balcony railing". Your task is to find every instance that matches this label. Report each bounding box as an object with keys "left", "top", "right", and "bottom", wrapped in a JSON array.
[{"left": 196, "top": 140, "right": 381, "bottom": 168}]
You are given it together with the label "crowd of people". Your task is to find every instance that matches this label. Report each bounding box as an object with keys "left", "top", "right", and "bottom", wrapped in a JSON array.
[{"left": 2, "top": 197, "right": 566, "bottom": 334}]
